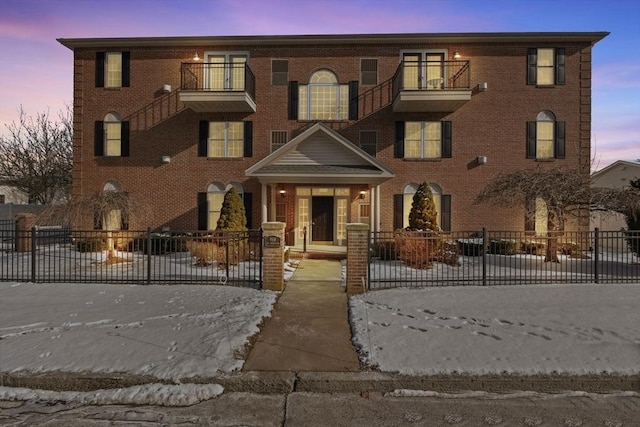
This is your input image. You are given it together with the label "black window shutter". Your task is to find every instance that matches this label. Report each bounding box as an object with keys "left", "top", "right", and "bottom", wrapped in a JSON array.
[
  {"left": 348, "top": 81, "right": 359, "bottom": 120},
  {"left": 94, "top": 121, "right": 104, "bottom": 156},
  {"left": 393, "top": 194, "right": 404, "bottom": 230},
  {"left": 243, "top": 192, "right": 253, "bottom": 229},
  {"left": 121, "top": 121, "right": 130, "bottom": 157},
  {"left": 526, "top": 121, "right": 537, "bottom": 158},
  {"left": 198, "top": 121, "right": 209, "bottom": 157},
  {"left": 122, "top": 51, "right": 130, "bottom": 87},
  {"left": 555, "top": 121, "right": 566, "bottom": 158},
  {"left": 555, "top": 48, "right": 565, "bottom": 85},
  {"left": 243, "top": 121, "right": 253, "bottom": 157},
  {"left": 197, "top": 192, "right": 208, "bottom": 230},
  {"left": 288, "top": 81, "right": 299, "bottom": 120},
  {"left": 441, "top": 121, "right": 452, "bottom": 158},
  {"left": 95, "top": 52, "right": 105, "bottom": 87},
  {"left": 441, "top": 195, "right": 451, "bottom": 232},
  {"left": 395, "top": 121, "right": 405, "bottom": 158},
  {"left": 527, "top": 48, "right": 537, "bottom": 85}
]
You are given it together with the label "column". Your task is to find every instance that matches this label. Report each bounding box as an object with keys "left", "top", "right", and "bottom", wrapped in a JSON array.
[
  {"left": 346, "top": 223, "right": 369, "bottom": 294},
  {"left": 262, "top": 221, "right": 285, "bottom": 291}
]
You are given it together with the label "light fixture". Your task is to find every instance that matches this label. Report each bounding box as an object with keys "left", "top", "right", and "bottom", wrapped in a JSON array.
[
  {"left": 162, "top": 84, "right": 171, "bottom": 93},
  {"left": 359, "top": 190, "right": 366, "bottom": 199},
  {"left": 453, "top": 51, "right": 461, "bottom": 60},
  {"left": 280, "top": 189, "right": 286, "bottom": 197},
  {"left": 162, "top": 155, "right": 171, "bottom": 163},
  {"left": 477, "top": 156, "right": 487, "bottom": 165},
  {"left": 193, "top": 52, "right": 200, "bottom": 61}
]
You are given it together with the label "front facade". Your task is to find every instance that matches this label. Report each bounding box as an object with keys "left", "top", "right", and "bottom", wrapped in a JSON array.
[{"left": 58, "top": 32, "right": 607, "bottom": 245}]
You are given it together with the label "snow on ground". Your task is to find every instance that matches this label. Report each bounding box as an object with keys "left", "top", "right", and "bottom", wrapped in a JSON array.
[
  {"left": 350, "top": 283, "right": 640, "bottom": 375},
  {"left": 0, "top": 383, "right": 223, "bottom": 407},
  {"left": 0, "top": 281, "right": 276, "bottom": 381}
]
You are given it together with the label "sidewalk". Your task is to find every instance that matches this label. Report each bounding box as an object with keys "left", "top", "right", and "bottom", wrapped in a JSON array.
[{"left": 243, "top": 259, "right": 360, "bottom": 372}]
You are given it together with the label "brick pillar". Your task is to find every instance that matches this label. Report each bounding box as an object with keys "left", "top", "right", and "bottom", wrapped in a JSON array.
[
  {"left": 346, "top": 223, "right": 369, "bottom": 294},
  {"left": 262, "top": 222, "right": 285, "bottom": 291},
  {"left": 15, "top": 213, "right": 36, "bottom": 253}
]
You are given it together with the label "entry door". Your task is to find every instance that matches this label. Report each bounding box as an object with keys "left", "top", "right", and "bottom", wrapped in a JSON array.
[
  {"left": 402, "top": 52, "right": 445, "bottom": 90},
  {"left": 312, "top": 197, "right": 334, "bottom": 242},
  {"left": 205, "top": 53, "right": 247, "bottom": 90}
]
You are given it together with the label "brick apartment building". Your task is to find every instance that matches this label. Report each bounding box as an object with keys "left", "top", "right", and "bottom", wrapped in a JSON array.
[{"left": 58, "top": 32, "right": 607, "bottom": 247}]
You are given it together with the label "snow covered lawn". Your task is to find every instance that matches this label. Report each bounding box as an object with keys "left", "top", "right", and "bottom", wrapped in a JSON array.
[
  {"left": 350, "top": 283, "right": 640, "bottom": 375},
  {"left": 0, "top": 282, "right": 276, "bottom": 381}
]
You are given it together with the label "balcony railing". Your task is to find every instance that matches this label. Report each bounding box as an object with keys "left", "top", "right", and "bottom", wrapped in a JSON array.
[
  {"left": 392, "top": 60, "right": 472, "bottom": 112},
  {"left": 179, "top": 62, "right": 256, "bottom": 112}
]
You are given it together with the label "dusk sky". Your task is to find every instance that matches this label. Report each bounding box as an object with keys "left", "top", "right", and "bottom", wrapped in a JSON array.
[{"left": 0, "top": 0, "right": 638, "bottom": 170}]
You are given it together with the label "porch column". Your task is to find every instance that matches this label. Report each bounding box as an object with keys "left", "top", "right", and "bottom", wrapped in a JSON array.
[
  {"left": 375, "top": 184, "right": 381, "bottom": 233},
  {"left": 269, "top": 185, "right": 276, "bottom": 222},
  {"left": 370, "top": 186, "right": 376, "bottom": 232},
  {"left": 261, "top": 183, "right": 268, "bottom": 224}
]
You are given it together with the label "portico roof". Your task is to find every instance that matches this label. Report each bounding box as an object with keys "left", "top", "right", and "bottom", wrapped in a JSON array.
[{"left": 245, "top": 122, "right": 395, "bottom": 185}]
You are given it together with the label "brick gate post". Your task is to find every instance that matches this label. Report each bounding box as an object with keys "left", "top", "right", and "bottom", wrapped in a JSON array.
[
  {"left": 15, "top": 213, "right": 36, "bottom": 253},
  {"left": 346, "top": 223, "right": 369, "bottom": 294},
  {"left": 262, "top": 222, "right": 285, "bottom": 291}
]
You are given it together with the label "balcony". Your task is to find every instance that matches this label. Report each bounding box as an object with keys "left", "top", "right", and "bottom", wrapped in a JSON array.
[
  {"left": 180, "top": 62, "right": 256, "bottom": 113},
  {"left": 392, "top": 60, "right": 472, "bottom": 112}
]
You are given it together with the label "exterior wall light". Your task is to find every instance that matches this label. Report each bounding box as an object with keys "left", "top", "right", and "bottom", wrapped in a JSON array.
[
  {"left": 359, "top": 190, "right": 366, "bottom": 199},
  {"left": 477, "top": 156, "right": 487, "bottom": 165},
  {"left": 193, "top": 52, "right": 200, "bottom": 61},
  {"left": 453, "top": 51, "right": 461, "bottom": 60},
  {"left": 162, "top": 155, "right": 171, "bottom": 163},
  {"left": 280, "top": 189, "right": 286, "bottom": 197}
]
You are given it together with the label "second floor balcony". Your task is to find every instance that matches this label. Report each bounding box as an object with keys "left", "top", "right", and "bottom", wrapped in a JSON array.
[
  {"left": 392, "top": 60, "right": 472, "bottom": 112},
  {"left": 180, "top": 62, "right": 256, "bottom": 113}
]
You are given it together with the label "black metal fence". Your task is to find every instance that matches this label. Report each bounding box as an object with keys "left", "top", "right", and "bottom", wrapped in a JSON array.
[
  {"left": 0, "top": 228, "right": 263, "bottom": 288},
  {"left": 369, "top": 229, "right": 639, "bottom": 288}
]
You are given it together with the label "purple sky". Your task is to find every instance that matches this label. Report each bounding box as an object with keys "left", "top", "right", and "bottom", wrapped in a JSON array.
[{"left": 0, "top": 0, "right": 638, "bottom": 170}]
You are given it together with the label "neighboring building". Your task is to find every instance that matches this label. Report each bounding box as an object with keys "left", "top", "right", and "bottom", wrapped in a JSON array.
[
  {"left": 591, "top": 160, "right": 640, "bottom": 242},
  {"left": 58, "top": 32, "right": 607, "bottom": 246}
]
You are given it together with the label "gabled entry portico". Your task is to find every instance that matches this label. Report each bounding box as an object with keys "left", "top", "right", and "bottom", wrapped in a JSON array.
[{"left": 246, "top": 123, "right": 394, "bottom": 246}]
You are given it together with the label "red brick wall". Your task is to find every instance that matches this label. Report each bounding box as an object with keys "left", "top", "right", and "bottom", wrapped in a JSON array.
[{"left": 72, "top": 38, "right": 593, "bottom": 231}]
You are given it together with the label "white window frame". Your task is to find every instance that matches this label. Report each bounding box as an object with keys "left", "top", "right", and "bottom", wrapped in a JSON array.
[
  {"left": 536, "top": 111, "right": 556, "bottom": 159},
  {"left": 105, "top": 52, "right": 122, "bottom": 88},
  {"left": 404, "top": 121, "right": 442, "bottom": 159},
  {"left": 207, "top": 122, "right": 244, "bottom": 158},
  {"left": 400, "top": 49, "right": 448, "bottom": 90},
  {"left": 298, "top": 70, "right": 348, "bottom": 121},
  {"left": 204, "top": 51, "right": 249, "bottom": 91},
  {"left": 103, "top": 112, "right": 122, "bottom": 157}
]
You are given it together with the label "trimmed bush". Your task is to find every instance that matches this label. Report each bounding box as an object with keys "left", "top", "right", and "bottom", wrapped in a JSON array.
[
  {"left": 457, "top": 238, "right": 483, "bottom": 257},
  {"left": 489, "top": 239, "right": 517, "bottom": 255},
  {"left": 395, "top": 230, "right": 441, "bottom": 269},
  {"left": 76, "top": 237, "right": 108, "bottom": 253},
  {"left": 132, "top": 234, "right": 188, "bottom": 255},
  {"left": 435, "top": 239, "right": 460, "bottom": 266},
  {"left": 559, "top": 241, "right": 588, "bottom": 259},
  {"left": 520, "top": 240, "right": 546, "bottom": 256},
  {"left": 371, "top": 240, "right": 397, "bottom": 260}
]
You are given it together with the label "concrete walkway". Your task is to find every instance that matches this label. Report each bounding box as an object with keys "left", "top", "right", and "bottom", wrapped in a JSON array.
[{"left": 243, "top": 259, "right": 360, "bottom": 372}]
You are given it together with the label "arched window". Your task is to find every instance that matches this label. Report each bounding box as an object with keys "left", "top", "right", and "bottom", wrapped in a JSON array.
[
  {"left": 527, "top": 111, "right": 565, "bottom": 160},
  {"left": 298, "top": 70, "right": 349, "bottom": 120},
  {"left": 103, "top": 112, "right": 122, "bottom": 157},
  {"left": 207, "top": 182, "right": 225, "bottom": 230}
]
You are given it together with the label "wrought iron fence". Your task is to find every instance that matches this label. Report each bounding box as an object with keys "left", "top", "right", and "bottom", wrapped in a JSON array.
[
  {"left": 1, "top": 228, "right": 263, "bottom": 288},
  {"left": 369, "top": 229, "right": 639, "bottom": 289}
]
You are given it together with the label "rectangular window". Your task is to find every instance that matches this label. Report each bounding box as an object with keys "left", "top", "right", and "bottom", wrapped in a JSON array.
[
  {"left": 105, "top": 52, "right": 122, "bottom": 88},
  {"left": 359, "top": 203, "right": 371, "bottom": 224},
  {"left": 337, "top": 198, "right": 347, "bottom": 241},
  {"left": 298, "top": 198, "right": 309, "bottom": 239},
  {"left": 207, "top": 192, "right": 224, "bottom": 230},
  {"left": 298, "top": 84, "right": 349, "bottom": 120},
  {"left": 272, "top": 59, "right": 289, "bottom": 86},
  {"left": 105, "top": 122, "right": 122, "bottom": 156},
  {"left": 271, "top": 130, "right": 288, "bottom": 153},
  {"left": 360, "top": 59, "right": 378, "bottom": 85},
  {"left": 208, "top": 122, "right": 243, "bottom": 158},
  {"left": 537, "top": 48, "right": 555, "bottom": 85},
  {"left": 405, "top": 122, "right": 441, "bottom": 158},
  {"left": 528, "top": 48, "right": 565, "bottom": 85},
  {"left": 536, "top": 121, "right": 554, "bottom": 158},
  {"left": 359, "top": 130, "right": 377, "bottom": 157}
]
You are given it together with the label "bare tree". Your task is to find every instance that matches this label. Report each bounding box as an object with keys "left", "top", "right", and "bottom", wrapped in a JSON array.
[
  {"left": 0, "top": 105, "right": 73, "bottom": 204},
  {"left": 475, "top": 166, "right": 640, "bottom": 262}
]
